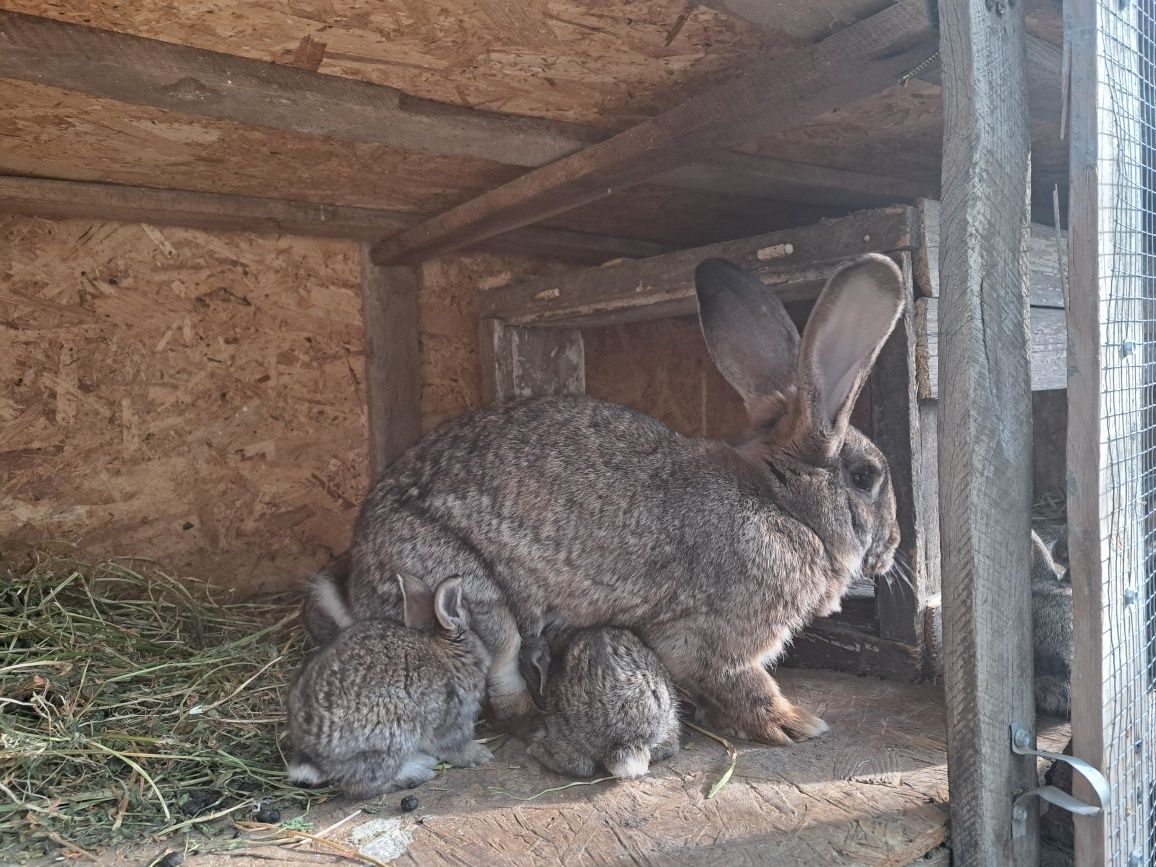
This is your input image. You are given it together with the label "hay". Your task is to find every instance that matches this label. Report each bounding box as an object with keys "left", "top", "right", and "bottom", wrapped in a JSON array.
[{"left": 0, "top": 551, "right": 325, "bottom": 861}]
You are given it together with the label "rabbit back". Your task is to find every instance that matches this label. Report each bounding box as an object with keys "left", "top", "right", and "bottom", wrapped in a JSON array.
[
  {"left": 286, "top": 620, "right": 486, "bottom": 795},
  {"left": 1030, "top": 529, "right": 1073, "bottom": 718}
]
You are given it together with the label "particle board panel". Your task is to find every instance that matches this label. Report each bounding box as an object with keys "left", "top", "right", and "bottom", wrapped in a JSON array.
[
  {"left": 0, "top": 0, "right": 766, "bottom": 127},
  {"left": 0, "top": 216, "right": 369, "bottom": 589}
]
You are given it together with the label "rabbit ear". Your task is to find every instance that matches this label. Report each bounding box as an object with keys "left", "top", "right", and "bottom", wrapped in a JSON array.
[
  {"left": 397, "top": 574, "right": 435, "bottom": 629},
  {"left": 528, "top": 643, "right": 550, "bottom": 696},
  {"left": 695, "top": 258, "right": 800, "bottom": 406},
  {"left": 433, "top": 576, "right": 465, "bottom": 631},
  {"left": 793, "top": 254, "right": 905, "bottom": 459}
]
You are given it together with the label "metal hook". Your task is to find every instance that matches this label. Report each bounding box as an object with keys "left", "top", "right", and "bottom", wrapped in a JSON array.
[{"left": 1009, "top": 724, "right": 1111, "bottom": 839}]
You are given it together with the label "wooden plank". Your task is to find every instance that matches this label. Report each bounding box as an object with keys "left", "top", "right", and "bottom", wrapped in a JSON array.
[
  {"left": 870, "top": 255, "right": 929, "bottom": 645},
  {"left": 360, "top": 251, "right": 421, "bottom": 477},
  {"left": 479, "top": 319, "right": 585, "bottom": 404},
  {"left": 782, "top": 618, "right": 925, "bottom": 681},
  {"left": 915, "top": 299, "right": 1067, "bottom": 398},
  {"left": 918, "top": 401, "right": 941, "bottom": 598},
  {"left": 1066, "top": 0, "right": 1148, "bottom": 861},
  {"left": 369, "top": 0, "right": 939, "bottom": 264},
  {"left": 481, "top": 207, "right": 917, "bottom": 327},
  {"left": 937, "top": 0, "right": 1037, "bottom": 862},
  {"left": 660, "top": 151, "right": 935, "bottom": 208},
  {"left": 0, "top": 176, "right": 670, "bottom": 264},
  {"left": 0, "top": 11, "right": 927, "bottom": 211},
  {"left": 913, "top": 198, "right": 1067, "bottom": 306}
]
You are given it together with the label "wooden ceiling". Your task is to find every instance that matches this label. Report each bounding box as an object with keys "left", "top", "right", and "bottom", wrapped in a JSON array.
[{"left": 0, "top": 0, "right": 1067, "bottom": 256}]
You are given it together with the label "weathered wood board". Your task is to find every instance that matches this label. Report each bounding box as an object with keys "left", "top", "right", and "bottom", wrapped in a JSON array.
[
  {"left": 102, "top": 670, "right": 1073, "bottom": 867},
  {"left": 915, "top": 298, "right": 1066, "bottom": 398}
]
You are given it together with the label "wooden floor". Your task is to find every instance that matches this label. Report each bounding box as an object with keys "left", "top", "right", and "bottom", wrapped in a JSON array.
[{"left": 113, "top": 669, "right": 1070, "bottom": 867}]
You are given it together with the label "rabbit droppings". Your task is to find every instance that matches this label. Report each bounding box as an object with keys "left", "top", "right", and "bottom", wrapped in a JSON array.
[
  {"left": 522, "top": 627, "right": 680, "bottom": 780},
  {"left": 286, "top": 575, "right": 492, "bottom": 800},
  {"left": 323, "top": 255, "right": 906, "bottom": 745}
]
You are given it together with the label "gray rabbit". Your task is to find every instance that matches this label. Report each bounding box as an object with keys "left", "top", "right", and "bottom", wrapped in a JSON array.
[
  {"left": 1031, "top": 527, "right": 1072, "bottom": 718},
  {"left": 311, "top": 254, "right": 906, "bottom": 744},
  {"left": 521, "top": 626, "right": 680, "bottom": 779},
  {"left": 285, "top": 575, "right": 492, "bottom": 799},
  {"left": 300, "top": 550, "right": 352, "bottom": 647}
]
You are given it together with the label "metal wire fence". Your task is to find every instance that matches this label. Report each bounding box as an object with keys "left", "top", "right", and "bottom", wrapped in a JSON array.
[{"left": 1095, "top": 0, "right": 1156, "bottom": 862}]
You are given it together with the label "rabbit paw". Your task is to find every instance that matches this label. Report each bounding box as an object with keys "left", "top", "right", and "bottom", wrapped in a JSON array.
[{"left": 441, "top": 741, "right": 494, "bottom": 769}]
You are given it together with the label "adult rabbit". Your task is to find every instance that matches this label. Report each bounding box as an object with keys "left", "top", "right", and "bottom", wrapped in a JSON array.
[{"left": 317, "top": 254, "right": 905, "bottom": 744}]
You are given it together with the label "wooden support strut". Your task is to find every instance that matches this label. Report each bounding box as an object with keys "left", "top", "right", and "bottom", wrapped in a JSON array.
[
  {"left": 369, "top": 0, "right": 940, "bottom": 265},
  {"left": 359, "top": 250, "right": 421, "bottom": 478},
  {"left": 937, "top": 0, "right": 1038, "bottom": 862},
  {"left": 0, "top": 176, "right": 672, "bottom": 265}
]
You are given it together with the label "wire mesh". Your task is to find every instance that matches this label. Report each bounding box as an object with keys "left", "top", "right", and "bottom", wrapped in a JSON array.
[{"left": 1095, "top": 0, "right": 1156, "bottom": 863}]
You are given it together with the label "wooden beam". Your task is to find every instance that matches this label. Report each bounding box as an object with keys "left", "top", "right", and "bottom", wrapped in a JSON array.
[
  {"left": 481, "top": 207, "right": 918, "bottom": 327},
  {"left": 1066, "top": 0, "right": 1148, "bottom": 861},
  {"left": 0, "top": 176, "right": 669, "bottom": 264},
  {"left": 913, "top": 198, "right": 1067, "bottom": 306},
  {"left": 915, "top": 299, "right": 1067, "bottom": 398},
  {"left": 360, "top": 251, "right": 421, "bottom": 477},
  {"left": 938, "top": 0, "right": 1037, "bottom": 862},
  {"left": 0, "top": 11, "right": 925, "bottom": 210},
  {"left": 479, "top": 320, "right": 585, "bottom": 404},
  {"left": 369, "top": 0, "right": 939, "bottom": 264},
  {"left": 659, "top": 152, "right": 935, "bottom": 208}
]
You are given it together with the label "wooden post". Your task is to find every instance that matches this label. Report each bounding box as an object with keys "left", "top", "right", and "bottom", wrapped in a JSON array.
[
  {"left": 938, "top": 0, "right": 1037, "bottom": 863},
  {"left": 1067, "top": 0, "right": 1148, "bottom": 862},
  {"left": 360, "top": 245, "right": 421, "bottom": 478},
  {"left": 479, "top": 319, "right": 585, "bottom": 405},
  {"left": 870, "top": 256, "right": 934, "bottom": 646}
]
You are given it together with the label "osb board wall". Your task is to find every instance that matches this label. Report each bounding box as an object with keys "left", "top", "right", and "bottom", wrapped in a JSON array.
[
  {"left": 0, "top": 216, "right": 369, "bottom": 589},
  {"left": 2, "top": 0, "right": 764, "bottom": 126},
  {"left": 584, "top": 319, "right": 747, "bottom": 440}
]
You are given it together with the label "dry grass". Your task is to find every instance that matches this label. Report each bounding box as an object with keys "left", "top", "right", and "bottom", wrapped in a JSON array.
[{"left": 0, "top": 551, "right": 330, "bottom": 861}]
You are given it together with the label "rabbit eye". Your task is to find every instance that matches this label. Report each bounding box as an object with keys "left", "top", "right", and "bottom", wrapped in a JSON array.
[{"left": 850, "top": 465, "right": 877, "bottom": 492}]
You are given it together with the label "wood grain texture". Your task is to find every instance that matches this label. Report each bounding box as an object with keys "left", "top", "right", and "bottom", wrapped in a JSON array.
[
  {"left": 937, "top": 0, "right": 1038, "bottom": 862},
  {"left": 0, "top": 11, "right": 923, "bottom": 212},
  {"left": 0, "top": 0, "right": 765, "bottom": 129},
  {"left": 0, "top": 176, "right": 671, "bottom": 265},
  {"left": 479, "top": 319, "right": 585, "bottom": 404},
  {"left": 915, "top": 299, "right": 1066, "bottom": 398},
  {"left": 0, "top": 217, "right": 368, "bottom": 588},
  {"left": 914, "top": 198, "right": 1067, "bottom": 306},
  {"left": 1066, "top": 0, "right": 1147, "bottom": 861},
  {"left": 370, "top": 0, "right": 939, "bottom": 264},
  {"left": 360, "top": 253, "right": 421, "bottom": 477},
  {"left": 481, "top": 207, "right": 918, "bottom": 327}
]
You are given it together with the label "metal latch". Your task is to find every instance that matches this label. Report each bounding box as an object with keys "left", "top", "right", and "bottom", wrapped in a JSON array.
[{"left": 1009, "top": 724, "right": 1111, "bottom": 838}]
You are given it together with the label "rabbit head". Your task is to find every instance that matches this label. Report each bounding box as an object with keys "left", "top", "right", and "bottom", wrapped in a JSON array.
[{"left": 695, "top": 254, "right": 905, "bottom": 601}]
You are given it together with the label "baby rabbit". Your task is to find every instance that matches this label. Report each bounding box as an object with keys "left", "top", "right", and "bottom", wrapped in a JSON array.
[
  {"left": 1031, "top": 528, "right": 1072, "bottom": 718},
  {"left": 286, "top": 575, "right": 492, "bottom": 799},
  {"left": 523, "top": 626, "right": 681, "bottom": 780}
]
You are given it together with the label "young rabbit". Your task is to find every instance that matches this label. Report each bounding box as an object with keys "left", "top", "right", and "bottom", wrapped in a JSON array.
[
  {"left": 323, "top": 254, "right": 906, "bottom": 744},
  {"left": 286, "top": 575, "right": 492, "bottom": 799},
  {"left": 522, "top": 627, "right": 680, "bottom": 779},
  {"left": 1031, "top": 528, "right": 1072, "bottom": 718}
]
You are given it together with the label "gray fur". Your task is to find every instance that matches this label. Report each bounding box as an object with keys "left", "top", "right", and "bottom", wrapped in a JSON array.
[
  {"left": 285, "top": 576, "right": 492, "bottom": 799},
  {"left": 1031, "top": 528, "right": 1072, "bottom": 718},
  {"left": 300, "top": 551, "right": 352, "bottom": 647},
  {"left": 332, "top": 254, "right": 906, "bottom": 744},
  {"left": 524, "top": 627, "right": 681, "bottom": 779}
]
